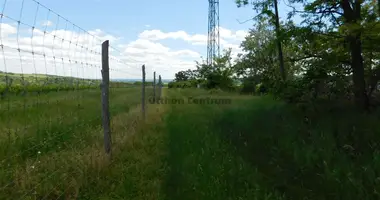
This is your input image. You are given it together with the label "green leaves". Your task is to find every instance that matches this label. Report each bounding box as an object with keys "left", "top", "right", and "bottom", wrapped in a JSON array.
[{"left": 235, "top": 0, "right": 250, "bottom": 7}]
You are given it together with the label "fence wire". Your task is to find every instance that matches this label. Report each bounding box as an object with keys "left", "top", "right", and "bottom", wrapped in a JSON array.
[{"left": 0, "top": 0, "right": 161, "bottom": 199}]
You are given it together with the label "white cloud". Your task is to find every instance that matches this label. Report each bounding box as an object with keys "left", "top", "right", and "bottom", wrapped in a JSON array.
[
  {"left": 42, "top": 20, "right": 53, "bottom": 27},
  {"left": 139, "top": 27, "right": 248, "bottom": 46},
  {"left": 138, "top": 29, "right": 207, "bottom": 45},
  {"left": 0, "top": 22, "right": 248, "bottom": 80},
  {"left": 0, "top": 23, "right": 17, "bottom": 37},
  {"left": 235, "top": 30, "right": 248, "bottom": 40},
  {"left": 88, "top": 29, "right": 120, "bottom": 43}
]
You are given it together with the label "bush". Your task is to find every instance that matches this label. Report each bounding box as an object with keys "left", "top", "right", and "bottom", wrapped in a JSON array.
[
  {"left": 168, "top": 80, "right": 199, "bottom": 89},
  {"left": 240, "top": 76, "right": 259, "bottom": 94},
  {"left": 255, "top": 83, "right": 267, "bottom": 94},
  {"left": 205, "top": 73, "right": 234, "bottom": 91},
  {"left": 208, "top": 88, "right": 223, "bottom": 94}
]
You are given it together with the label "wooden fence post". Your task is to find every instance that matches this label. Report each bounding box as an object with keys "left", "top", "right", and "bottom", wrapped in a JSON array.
[
  {"left": 142, "top": 65, "right": 146, "bottom": 120},
  {"left": 153, "top": 71, "right": 156, "bottom": 103},
  {"left": 158, "top": 75, "right": 162, "bottom": 99},
  {"left": 101, "top": 40, "right": 111, "bottom": 157}
]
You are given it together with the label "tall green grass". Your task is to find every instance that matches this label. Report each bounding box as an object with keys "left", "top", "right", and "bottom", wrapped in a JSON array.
[
  {"left": 2, "top": 86, "right": 378, "bottom": 199},
  {"left": 163, "top": 89, "right": 284, "bottom": 200},
  {"left": 0, "top": 86, "right": 151, "bottom": 199},
  {"left": 216, "top": 96, "right": 380, "bottom": 199},
  {"left": 163, "top": 89, "right": 380, "bottom": 199}
]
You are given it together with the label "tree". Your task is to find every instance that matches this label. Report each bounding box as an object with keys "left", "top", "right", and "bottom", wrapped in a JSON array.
[
  {"left": 195, "top": 48, "right": 237, "bottom": 90},
  {"left": 236, "top": 0, "right": 380, "bottom": 110},
  {"left": 235, "top": 16, "right": 288, "bottom": 93},
  {"left": 174, "top": 71, "right": 190, "bottom": 82},
  {"left": 236, "top": 0, "right": 286, "bottom": 81},
  {"left": 169, "top": 48, "right": 238, "bottom": 91}
]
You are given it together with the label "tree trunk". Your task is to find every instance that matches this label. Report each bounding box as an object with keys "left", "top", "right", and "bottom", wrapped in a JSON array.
[
  {"left": 367, "top": 67, "right": 380, "bottom": 98},
  {"left": 273, "top": 0, "right": 286, "bottom": 81},
  {"left": 350, "top": 35, "right": 369, "bottom": 110},
  {"left": 341, "top": 0, "right": 369, "bottom": 110}
]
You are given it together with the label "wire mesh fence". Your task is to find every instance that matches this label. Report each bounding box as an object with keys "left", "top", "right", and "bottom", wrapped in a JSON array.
[{"left": 0, "top": 0, "right": 163, "bottom": 198}]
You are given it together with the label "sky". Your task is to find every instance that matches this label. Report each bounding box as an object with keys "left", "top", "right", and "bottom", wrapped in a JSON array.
[{"left": 0, "top": 0, "right": 298, "bottom": 80}]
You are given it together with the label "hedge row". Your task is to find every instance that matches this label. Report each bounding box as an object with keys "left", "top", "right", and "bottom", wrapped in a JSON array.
[{"left": 168, "top": 80, "right": 201, "bottom": 88}]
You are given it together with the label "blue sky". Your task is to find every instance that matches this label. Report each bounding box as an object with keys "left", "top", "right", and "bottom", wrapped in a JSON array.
[
  {"left": 32, "top": 0, "right": 253, "bottom": 35},
  {"left": 0, "top": 0, "right": 300, "bottom": 79},
  {"left": 26, "top": 0, "right": 296, "bottom": 39}
]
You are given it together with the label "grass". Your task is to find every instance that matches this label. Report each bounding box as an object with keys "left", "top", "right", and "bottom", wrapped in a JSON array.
[
  {"left": 0, "top": 72, "right": 134, "bottom": 95},
  {"left": 0, "top": 85, "right": 155, "bottom": 199},
  {"left": 163, "top": 89, "right": 283, "bottom": 200},
  {"left": 215, "top": 96, "right": 380, "bottom": 200},
  {"left": 1, "top": 87, "right": 379, "bottom": 199},
  {"left": 162, "top": 89, "right": 380, "bottom": 199},
  {"left": 0, "top": 72, "right": 100, "bottom": 87}
]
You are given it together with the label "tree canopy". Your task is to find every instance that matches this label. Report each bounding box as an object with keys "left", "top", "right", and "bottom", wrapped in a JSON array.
[{"left": 169, "top": 0, "right": 380, "bottom": 111}]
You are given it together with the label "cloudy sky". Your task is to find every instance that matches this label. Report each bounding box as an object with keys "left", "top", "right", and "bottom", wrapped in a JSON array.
[{"left": 0, "top": 0, "right": 294, "bottom": 80}]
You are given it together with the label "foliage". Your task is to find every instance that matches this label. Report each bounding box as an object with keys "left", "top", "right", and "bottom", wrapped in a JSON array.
[
  {"left": 166, "top": 0, "right": 380, "bottom": 111},
  {"left": 232, "top": 0, "right": 380, "bottom": 110},
  {"left": 168, "top": 79, "right": 202, "bottom": 89},
  {"left": 174, "top": 69, "right": 199, "bottom": 82},
  {"left": 169, "top": 49, "right": 238, "bottom": 91}
]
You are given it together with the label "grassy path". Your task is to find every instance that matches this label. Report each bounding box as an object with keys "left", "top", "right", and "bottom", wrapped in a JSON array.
[
  {"left": 161, "top": 89, "right": 380, "bottom": 200},
  {"left": 3, "top": 88, "right": 380, "bottom": 199},
  {"left": 163, "top": 89, "right": 282, "bottom": 200},
  {"left": 138, "top": 88, "right": 379, "bottom": 200},
  {"left": 75, "top": 88, "right": 277, "bottom": 199}
]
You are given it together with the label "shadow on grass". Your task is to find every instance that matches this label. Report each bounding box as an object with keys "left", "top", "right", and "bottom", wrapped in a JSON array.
[
  {"left": 215, "top": 96, "right": 380, "bottom": 200},
  {"left": 163, "top": 92, "right": 285, "bottom": 200}
]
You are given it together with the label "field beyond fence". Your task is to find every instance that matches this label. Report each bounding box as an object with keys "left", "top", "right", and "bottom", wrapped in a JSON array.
[{"left": 0, "top": 0, "right": 164, "bottom": 198}]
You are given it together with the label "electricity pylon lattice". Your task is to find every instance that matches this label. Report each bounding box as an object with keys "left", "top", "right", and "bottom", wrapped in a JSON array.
[{"left": 207, "top": 0, "right": 220, "bottom": 68}]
